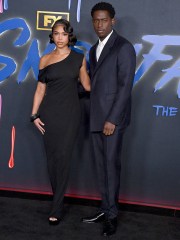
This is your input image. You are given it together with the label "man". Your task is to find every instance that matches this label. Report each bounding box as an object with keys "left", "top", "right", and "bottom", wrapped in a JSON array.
[{"left": 82, "top": 2, "right": 136, "bottom": 237}]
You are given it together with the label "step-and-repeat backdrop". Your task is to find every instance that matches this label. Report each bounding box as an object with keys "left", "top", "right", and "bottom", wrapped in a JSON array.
[{"left": 0, "top": 0, "right": 180, "bottom": 209}]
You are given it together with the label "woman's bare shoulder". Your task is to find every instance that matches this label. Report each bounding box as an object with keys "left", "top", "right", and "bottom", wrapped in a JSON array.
[{"left": 39, "top": 52, "right": 54, "bottom": 69}]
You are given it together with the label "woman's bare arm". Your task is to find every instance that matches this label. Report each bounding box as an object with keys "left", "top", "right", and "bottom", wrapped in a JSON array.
[{"left": 79, "top": 57, "right": 91, "bottom": 92}]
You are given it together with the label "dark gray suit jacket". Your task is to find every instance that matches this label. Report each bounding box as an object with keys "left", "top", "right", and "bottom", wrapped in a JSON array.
[{"left": 89, "top": 30, "right": 136, "bottom": 132}]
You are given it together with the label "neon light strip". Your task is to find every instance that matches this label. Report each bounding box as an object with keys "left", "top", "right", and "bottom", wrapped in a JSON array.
[
  {"left": 0, "top": 0, "right": 3, "bottom": 13},
  {"left": 4, "top": 0, "right": 8, "bottom": 10},
  {"left": 68, "top": 0, "right": 71, "bottom": 9},
  {"left": 77, "top": 0, "right": 81, "bottom": 22},
  {"left": 8, "top": 126, "right": 15, "bottom": 169},
  {"left": 0, "top": 187, "right": 180, "bottom": 210},
  {"left": 68, "top": 0, "right": 81, "bottom": 22}
]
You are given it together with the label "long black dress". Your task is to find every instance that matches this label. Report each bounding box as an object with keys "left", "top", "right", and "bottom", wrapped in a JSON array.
[{"left": 38, "top": 50, "right": 83, "bottom": 218}]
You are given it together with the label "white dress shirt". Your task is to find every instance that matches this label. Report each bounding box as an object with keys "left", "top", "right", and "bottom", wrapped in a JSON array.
[{"left": 96, "top": 30, "right": 113, "bottom": 61}]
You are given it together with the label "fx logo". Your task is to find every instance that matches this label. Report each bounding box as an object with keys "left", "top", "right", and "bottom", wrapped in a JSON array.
[{"left": 36, "top": 11, "right": 69, "bottom": 30}]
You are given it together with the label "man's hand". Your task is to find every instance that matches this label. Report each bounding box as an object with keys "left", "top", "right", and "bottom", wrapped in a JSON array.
[
  {"left": 103, "top": 121, "right": 116, "bottom": 136},
  {"left": 34, "top": 118, "right": 45, "bottom": 135}
]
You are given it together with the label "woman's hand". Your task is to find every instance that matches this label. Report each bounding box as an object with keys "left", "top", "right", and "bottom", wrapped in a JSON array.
[{"left": 34, "top": 118, "right": 45, "bottom": 135}]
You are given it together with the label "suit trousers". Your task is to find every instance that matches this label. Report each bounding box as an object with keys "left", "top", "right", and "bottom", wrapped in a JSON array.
[{"left": 91, "top": 128, "right": 124, "bottom": 219}]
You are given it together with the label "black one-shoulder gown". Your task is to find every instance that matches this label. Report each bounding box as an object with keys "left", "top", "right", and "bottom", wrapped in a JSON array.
[{"left": 38, "top": 50, "right": 83, "bottom": 218}]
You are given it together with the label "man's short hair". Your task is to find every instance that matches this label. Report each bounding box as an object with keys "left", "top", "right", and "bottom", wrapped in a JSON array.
[{"left": 91, "top": 2, "right": 115, "bottom": 18}]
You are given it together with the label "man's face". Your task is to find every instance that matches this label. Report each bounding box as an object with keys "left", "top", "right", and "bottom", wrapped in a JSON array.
[{"left": 92, "top": 10, "right": 114, "bottom": 41}]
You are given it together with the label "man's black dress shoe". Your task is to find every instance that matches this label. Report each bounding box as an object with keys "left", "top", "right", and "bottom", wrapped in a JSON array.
[
  {"left": 82, "top": 212, "right": 105, "bottom": 223},
  {"left": 102, "top": 217, "right": 117, "bottom": 236},
  {"left": 49, "top": 217, "right": 61, "bottom": 225}
]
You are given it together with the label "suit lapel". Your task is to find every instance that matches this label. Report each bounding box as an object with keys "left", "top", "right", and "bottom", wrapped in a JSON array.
[{"left": 92, "top": 31, "right": 118, "bottom": 80}]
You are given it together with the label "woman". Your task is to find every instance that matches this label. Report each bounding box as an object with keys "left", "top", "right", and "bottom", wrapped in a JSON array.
[{"left": 31, "top": 19, "right": 90, "bottom": 225}]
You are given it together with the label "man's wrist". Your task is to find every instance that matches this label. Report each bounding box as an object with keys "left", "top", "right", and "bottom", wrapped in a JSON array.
[{"left": 30, "top": 113, "right": 40, "bottom": 122}]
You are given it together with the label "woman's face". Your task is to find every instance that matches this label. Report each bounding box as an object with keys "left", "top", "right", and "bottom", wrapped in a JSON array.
[{"left": 52, "top": 24, "right": 69, "bottom": 48}]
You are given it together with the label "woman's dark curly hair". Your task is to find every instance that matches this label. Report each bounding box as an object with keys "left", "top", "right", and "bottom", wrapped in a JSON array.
[
  {"left": 49, "top": 19, "right": 77, "bottom": 46},
  {"left": 91, "top": 2, "right": 115, "bottom": 18}
]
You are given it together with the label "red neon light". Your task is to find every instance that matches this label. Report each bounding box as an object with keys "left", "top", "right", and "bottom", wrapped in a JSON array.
[
  {"left": 0, "top": 0, "right": 3, "bottom": 13},
  {"left": 0, "top": 187, "right": 180, "bottom": 211},
  {"left": 8, "top": 126, "right": 15, "bottom": 169}
]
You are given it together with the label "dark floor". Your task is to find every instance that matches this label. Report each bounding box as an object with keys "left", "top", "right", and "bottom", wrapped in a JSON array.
[{"left": 0, "top": 194, "right": 180, "bottom": 240}]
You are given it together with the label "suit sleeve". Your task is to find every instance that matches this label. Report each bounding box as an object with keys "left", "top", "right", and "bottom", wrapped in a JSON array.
[
  {"left": 106, "top": 43, "right": 136, "bottom": 125},
  {"left": 88, "top": 47, "right": 93, "bottom": 79}
]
